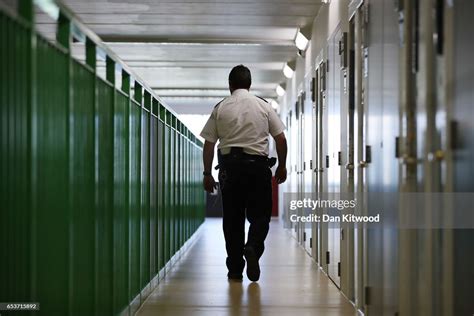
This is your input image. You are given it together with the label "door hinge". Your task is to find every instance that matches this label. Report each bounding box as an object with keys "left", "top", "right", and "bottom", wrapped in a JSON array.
[
  {"left": 363, "top": 47, "right": 369, "bottom": 78},
  {"left": 320, "top": 62, "right": 326, "bottom": 91},
  {"left": 395, "top": 136, "right": 401, "bottom": 158},
  {"left": 338, "top": 151, "right": 342, "bottom": 165},
  {"left": 326, "top": 155, "right": 330, "bottom": 168},
  {"left": 339, "top": 32, "right": 348, "bottom": 68},
  {"left": 365, "top": 286, "right": 371, "bottom": 305},
  {"left": 310, "top": 159, "right": 313, "bottom": 169},
  {"left": 303, "top": 161, "right": 306, "bottom": 170},
  {"left": 326, "top": 251, "right": 330, "bottom": 264},
  {"left": 435, "top": 0, "right": 444, "bottom": 55},
  {"left": 398, "top": 4, "right": 404, "bottom": 46},
  {"left": 365, "top": 145, "right": 372, "bottom": 163},
  {"left": 413, "top": 0, "right": 420, "bottom": 73},
  {"left": 341, "top": 228, "right": 344, "bottom": 240},
  {"left": 363, "top": 2, "right": 370, "bottom": 24},
  {"left": 304, "top": 231, "right": 306, "bottom": 242},
  {"left": 310, "top": 237, "right": 313, "bottom": 248},
  {"left": 343, "top": 69, "right": 348, "bottom": 94},
  {"left": 311, "top": 77, "right": 316, "bottom": 102},
  {"left": 395, "top": 0, "right": 403, "bottom": 11},
  {"left": 450, "top": 120, "right": 459, "bottom": 150},
  {"left": 338, "top": 262, "right": 341, "bottom": 276}
]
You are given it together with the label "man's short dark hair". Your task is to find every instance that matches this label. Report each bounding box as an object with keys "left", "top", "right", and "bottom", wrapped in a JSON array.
[{"left": 228, "top": 65, "right": 252, "bottom": 90}]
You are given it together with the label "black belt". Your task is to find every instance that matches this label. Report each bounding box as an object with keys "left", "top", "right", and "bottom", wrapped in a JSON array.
[{"left": 215, "top": 147, "right": 277, "bottom": 170}]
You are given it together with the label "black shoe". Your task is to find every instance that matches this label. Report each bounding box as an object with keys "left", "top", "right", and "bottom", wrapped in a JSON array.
[
  {"left": 228, "top": 273, "right": 243, "bottom": 282},
  {"left": 244, "top": 246, "right": 260, "bottom": 282}
]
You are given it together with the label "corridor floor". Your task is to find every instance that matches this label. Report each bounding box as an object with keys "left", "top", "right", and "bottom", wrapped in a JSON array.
[{"left": 136, "top": 218, "right": 357, "bottom": 316}]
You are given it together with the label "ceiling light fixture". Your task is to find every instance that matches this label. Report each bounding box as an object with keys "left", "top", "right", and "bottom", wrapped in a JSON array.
[
  {"left": 295, "top": 32, "right": 309, "bottom": 51},
  {"left": 294, "top": 25, "right": 312, "bottom": 51},
  {"left": 283, "top": 60, "right": 296, "bottom": 79},
  {"left": 276, "top": 84, "right": 286, "bottom": 97},
  {"left": 270, "top": 100, "right": 279, "bottom": 110},
  {"left": 35, "top": 0, "right": 60, "bottom": 20}
]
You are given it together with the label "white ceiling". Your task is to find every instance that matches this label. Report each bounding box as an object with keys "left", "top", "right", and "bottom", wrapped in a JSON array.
[{"left": 53, "top": 0, "right": 323, "bottom": 114}]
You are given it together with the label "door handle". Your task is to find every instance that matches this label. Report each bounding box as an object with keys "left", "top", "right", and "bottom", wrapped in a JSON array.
[
  {"left": 402, "top": 155, "right": 421, "bottom": 165},
  {"left": 427, "top": 150, "right": 445, "bottom": 162},
  {"left": 359, "top": 161, "right": 368, "bottom": 168},
  {"left": 345, "top": 163, "right": 354, "bottom": 170}
]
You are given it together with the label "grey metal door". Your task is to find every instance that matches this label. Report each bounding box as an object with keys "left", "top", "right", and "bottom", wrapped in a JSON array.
[
  {"left": 312, "top": 66, "right": 320, "bottom": 263},
  {"left": 316, "top": 53, "right": 329, "bottom": 274}
]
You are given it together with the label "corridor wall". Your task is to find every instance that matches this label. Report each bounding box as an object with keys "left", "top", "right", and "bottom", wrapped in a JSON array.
[
  {"left": 0, "top": 2, "right": 205, "bottom": 315},
  {"left": 279, "top": 0, "right": 474, "bottom": 315}
]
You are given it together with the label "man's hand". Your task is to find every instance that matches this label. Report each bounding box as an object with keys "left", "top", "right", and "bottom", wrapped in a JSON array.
[
  {"left": 272, "top": 132, "right": 287, "bottom": 184},
  {"left": 202, "top": 140, "right": 217, "bottom": 193},
  {"left": 203, "top": 175, "right": 218, "bottom": 193},
  {"left": 275, "top": 165, "right": 287, "bottom": 184}
]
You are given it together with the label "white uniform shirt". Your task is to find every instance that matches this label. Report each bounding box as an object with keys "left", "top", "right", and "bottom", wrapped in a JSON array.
[{"left": 200, "top": 89, "right": 285, "bottom": 156}]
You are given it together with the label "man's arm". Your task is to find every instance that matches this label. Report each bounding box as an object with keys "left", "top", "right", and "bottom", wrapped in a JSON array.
[
  {"left": 203, "top": 140, "right": 216, "bottom": 173},
  {"left": 202, "top": 140, "right": 217, "bottom": 192},
  {"left": 273, "top": 132, "right": 287, "bottom": 184}
]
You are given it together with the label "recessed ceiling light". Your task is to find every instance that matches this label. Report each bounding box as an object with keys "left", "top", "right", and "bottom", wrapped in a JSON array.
[
  {"left": 295, "top": 31, "right": 309, "bottom": 51},
  {"left": 295, "top": 25, "right": 312, "bottom": 51},
  {"left": 276, "top": 84, "right": 286, "bottom": 97},
  {"left": 283, "top": 61, "right": 295, "bottom": 79},
  {"left": 270, "top": 100, "right": 279, "bottom": 110}
]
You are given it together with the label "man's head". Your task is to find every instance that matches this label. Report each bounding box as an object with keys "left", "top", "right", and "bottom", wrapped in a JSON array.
[{"left": 228, "top": 65, "right": 252, "bottom": 93}]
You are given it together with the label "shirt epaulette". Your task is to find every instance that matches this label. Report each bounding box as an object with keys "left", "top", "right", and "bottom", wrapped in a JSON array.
[
  {"left": 256, "top": 96, "right": 268, "bottom": 103},
  {"left": 214, "top": 98, "right": 226, "bottom": 109}
]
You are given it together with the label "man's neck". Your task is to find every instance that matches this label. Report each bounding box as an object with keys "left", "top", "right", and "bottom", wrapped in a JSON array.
[{"left": 231, "top": 88, "right": 249, "bottom": 95}]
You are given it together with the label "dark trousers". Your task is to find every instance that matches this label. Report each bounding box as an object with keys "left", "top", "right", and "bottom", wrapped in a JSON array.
[{"left": 218, "top": 162, "right": 272, "bottom": 276}]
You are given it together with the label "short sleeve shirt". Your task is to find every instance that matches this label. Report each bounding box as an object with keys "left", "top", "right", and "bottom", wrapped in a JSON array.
[{"left": 200, "top": 89, "right": 286, "bottom": 156}]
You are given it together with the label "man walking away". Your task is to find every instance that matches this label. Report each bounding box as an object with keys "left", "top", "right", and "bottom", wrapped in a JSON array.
[{"left": 200, "top": 65, "right": 288, "bottom": 282}]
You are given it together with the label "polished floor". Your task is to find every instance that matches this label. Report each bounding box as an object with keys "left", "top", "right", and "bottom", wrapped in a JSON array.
[{"left": 136, "top": 218, "right": 357, "bottom": 316}]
